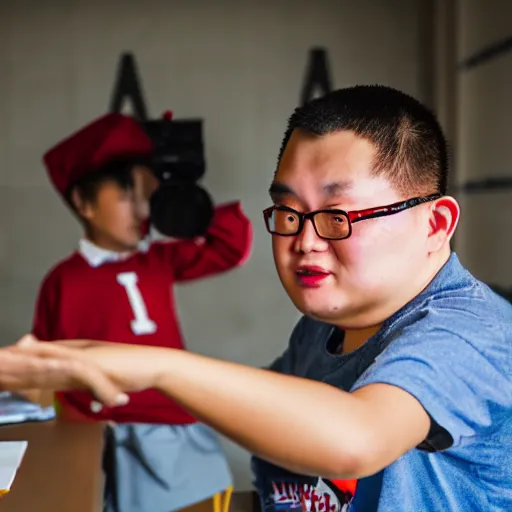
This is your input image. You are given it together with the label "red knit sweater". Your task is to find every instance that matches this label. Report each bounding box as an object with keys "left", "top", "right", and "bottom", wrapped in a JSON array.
[{"left": 32, "top": 201, "right": 252, "bottom": 424}]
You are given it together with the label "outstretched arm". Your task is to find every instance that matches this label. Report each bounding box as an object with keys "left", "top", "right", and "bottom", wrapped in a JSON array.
[
  {"left": 13, "top": 339, "right": 430, "bottom": 480},
  {"left": 148, "top": 348, "right": 429, "bottom": 479}
]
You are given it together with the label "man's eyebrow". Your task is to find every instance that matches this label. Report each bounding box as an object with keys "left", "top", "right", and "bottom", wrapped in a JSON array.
[
  {"left": 269, "top": 182, "right": 295, "bottom": 202},
  {"left": 268, "top": 180, "right": 353, "bottom": 202},
  {"left": 322, "top": 180, "right": 353, "bottom": 198}
]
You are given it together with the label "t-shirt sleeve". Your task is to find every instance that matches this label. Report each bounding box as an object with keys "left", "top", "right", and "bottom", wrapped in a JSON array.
[{"left": 351, "top": 324, "right": 512, "bottom": 449}]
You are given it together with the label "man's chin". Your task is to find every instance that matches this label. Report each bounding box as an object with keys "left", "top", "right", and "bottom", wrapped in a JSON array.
[{"left": 291, "top": 295, "right": 344, "bottom": 322}]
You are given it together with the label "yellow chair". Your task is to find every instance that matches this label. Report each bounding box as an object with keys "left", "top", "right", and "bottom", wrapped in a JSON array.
[{"left": 213, "top": 485, "right": 233, "bottom": 512}]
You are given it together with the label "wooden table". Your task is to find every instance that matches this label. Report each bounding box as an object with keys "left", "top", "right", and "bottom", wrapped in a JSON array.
[
  {"left": 0, "top": 420, "right": 105, "bottom": 512},
  {"left": 0, "top": 416, "right": 243, "bottom": 512}
]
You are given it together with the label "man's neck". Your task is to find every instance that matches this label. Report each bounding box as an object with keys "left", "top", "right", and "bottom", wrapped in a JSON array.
[
  {"left": 343, "top": 325, "right": 381, "bottom": 354},
  {"left": 341, "top": 249, "right": 452, "bottom": 354},
  {"left": 402, "top": 248, "right": 452, "bottom": 310}
]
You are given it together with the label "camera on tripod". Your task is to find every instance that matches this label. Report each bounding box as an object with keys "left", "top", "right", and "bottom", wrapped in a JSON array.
[{"left": 142, "top": 112, "right": 214, "bottom": 239}]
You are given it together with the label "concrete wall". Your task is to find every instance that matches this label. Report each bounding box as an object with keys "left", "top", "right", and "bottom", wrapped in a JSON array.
[{"left": 456, "top": 1, "right": 512, "bottom": 288}]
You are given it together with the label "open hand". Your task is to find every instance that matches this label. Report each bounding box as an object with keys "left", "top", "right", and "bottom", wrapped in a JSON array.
[
  {"left": 13, "top": 335, "right": 170, "bottom": 401},
  {"left": 4, "top": 335, "right": 128, "bottom": 407}
]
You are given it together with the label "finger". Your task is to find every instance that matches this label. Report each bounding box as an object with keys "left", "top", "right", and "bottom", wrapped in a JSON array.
[
  {"left": 14, "top": 341, "right": 86, "bottom": 357},
  {"left": 58, "top": 357, "right": 128, "bottom": 407},
  {"left": 13, "top": 343, "right": 128, "bottom": 407},
  {"left": 51, "top": 340, "right": 101, "bottom": 349},
  {"left": 17, "top": 334, "right": 38, "bottom": 347}
]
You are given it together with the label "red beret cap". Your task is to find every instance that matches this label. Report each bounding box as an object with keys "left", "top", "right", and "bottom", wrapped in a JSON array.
[{"left": 43, "top": 113, "right": 153, "bottom": 197}]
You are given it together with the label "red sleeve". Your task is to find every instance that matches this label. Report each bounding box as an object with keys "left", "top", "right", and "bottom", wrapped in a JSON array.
[
  {"left": 32, "top": 271, "right": 58, "bottom": 341},
  {"left": 152, "top": 200, "right": 253, "bottom": 283}
]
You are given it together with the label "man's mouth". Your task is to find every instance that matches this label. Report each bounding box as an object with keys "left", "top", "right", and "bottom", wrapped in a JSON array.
[{"left": 295, "top": 266, "right": 331, "bottom": 287}]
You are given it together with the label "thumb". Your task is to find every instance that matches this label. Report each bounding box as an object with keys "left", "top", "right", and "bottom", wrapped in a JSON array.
[{"left": 17, "top": 334, "right": 39, "bottom": 347}]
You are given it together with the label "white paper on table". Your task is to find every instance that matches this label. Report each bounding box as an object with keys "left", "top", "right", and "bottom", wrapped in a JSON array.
[{"left": 0, "top": 441, "right": 28, "bottom": 495}]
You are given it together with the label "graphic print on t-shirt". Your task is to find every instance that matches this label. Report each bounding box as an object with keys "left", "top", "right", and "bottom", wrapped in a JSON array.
[{"left": 271, "top": 477, "right": 356, "bottom": 511}]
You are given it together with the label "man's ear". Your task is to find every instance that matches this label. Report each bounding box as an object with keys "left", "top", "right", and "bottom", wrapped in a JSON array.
[
  {"left": 427, "top": 196, "right": 460, "bottom": 251},
  {"left": 70, "top": 187, "right": 94, "bottom": 220}
]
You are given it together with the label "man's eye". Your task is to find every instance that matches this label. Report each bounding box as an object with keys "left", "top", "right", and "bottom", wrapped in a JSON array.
[{"left": 285, "top": 215, "right": 297, "bottom": 223}]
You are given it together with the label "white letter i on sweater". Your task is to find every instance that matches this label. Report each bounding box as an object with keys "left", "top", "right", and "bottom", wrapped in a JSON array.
[{"left": 116, "top": 272, "right": 157, "bottom": 335}]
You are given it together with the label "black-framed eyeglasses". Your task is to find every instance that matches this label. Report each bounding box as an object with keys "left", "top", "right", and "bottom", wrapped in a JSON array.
[{"left": 263, "top": 194, "right": 442, "bottom": 240}]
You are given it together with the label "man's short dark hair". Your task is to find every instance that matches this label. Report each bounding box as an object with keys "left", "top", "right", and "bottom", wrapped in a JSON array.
[{"left": 278, "top": 85, "right": 449, "bottom": 195}]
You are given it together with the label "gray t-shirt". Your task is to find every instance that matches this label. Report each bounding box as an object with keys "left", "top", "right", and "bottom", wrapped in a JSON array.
[{"left": 251, "top": 253, "right": 512, "bottom": 511}]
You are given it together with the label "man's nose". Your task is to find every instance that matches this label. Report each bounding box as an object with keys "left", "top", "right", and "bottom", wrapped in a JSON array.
[{"left": 293, "top": 218, "right": 329, "bottom": 254}]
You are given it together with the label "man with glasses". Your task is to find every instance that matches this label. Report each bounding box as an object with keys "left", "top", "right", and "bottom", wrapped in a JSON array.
[{"left": 9, "top": 85, "right": 512, "bottom": 511}]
